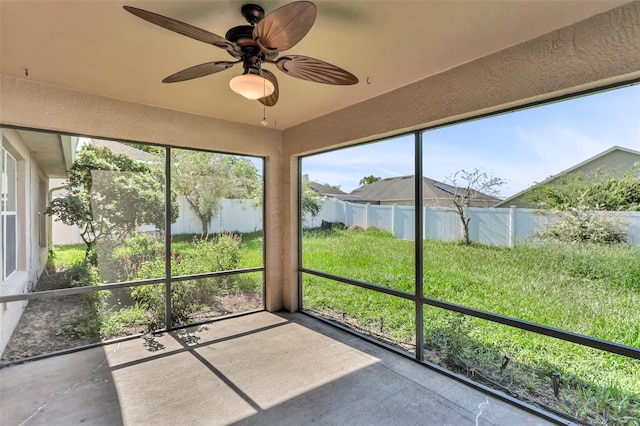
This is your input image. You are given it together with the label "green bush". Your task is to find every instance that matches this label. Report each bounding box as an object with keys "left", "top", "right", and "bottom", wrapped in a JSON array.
[
  {"left": 110, "top": 233, "right": 164, "bottom": 281},
  {"left": 50, "top": 233, "right": 260, "bottom": 337},
  {"left": 112, "top": 231, "right": 244, "bottom": 280},
  {"left": 187, "top": 232, "right": 243, "bottom": 273},
  {"left": 124, "top": 232, "right": 245, "bottom": 327},
  {"left": 536, "top": 209, "right": 627, "bottom": 245},
  {"left": 64, "top": 262, "right": 100, "bottom": 287}
]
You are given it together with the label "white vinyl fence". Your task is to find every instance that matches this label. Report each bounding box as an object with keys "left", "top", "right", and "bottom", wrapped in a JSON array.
[
  {"left": 304, "top": 198, "right": 640, "bottom": 247},
  {"left": 54, "top": 196, "right": 639, "bottom": 247},
  {"left": 53, "top": 198, "right": 264, "bottom": 244},
  {"left": 170, "top": 198, "right": 263, "bottom": 235}
]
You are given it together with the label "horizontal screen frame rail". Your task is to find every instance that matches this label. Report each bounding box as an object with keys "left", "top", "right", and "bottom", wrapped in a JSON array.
[
  {"left": 300, "top": 268, "right": 640, "bottom": 360},
  {"left": 0, "top": 267, "right": 264, "bottom": 303}
]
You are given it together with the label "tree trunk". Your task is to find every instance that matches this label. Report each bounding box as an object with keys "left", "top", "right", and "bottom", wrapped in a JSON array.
[
  {"left": 200, "top": 216, "right": 209, "bottom": 238},
  {"left": 84, "top": 240, "right": 97, "bottom": 266},
  {"left": 453, "top": 201, "right": 471, "bottom": 245},
  {"left": 462, "top": 217, "right": 471, "bottom": 245}
]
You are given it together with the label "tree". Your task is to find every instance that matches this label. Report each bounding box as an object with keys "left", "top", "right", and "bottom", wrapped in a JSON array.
[
  {"left": 526, "top": 165, "right": 639, "bottom": 211},
  {"left": 46, "top": 144, "right": 177, "bottom": 264},
  {"left": 444, "top": 169, "right": 506, "bottom": 245},
  {"left": 126, "top": 143, "right": 165, "bottom": 157},
  {"left": 323, "top": 183, "right": 342, "bottom": 191},
  {"left": 171, "top": 151, "right": 261, "bottom": 235},
  {"left": 526, "top": 165, "right": 639, "bottom": 244},
  {"left": 359, "top": 175, "right": 381, "bottom": 186},
  {"left": 301, "top": 179, "right": 322, "bottom": 218}
]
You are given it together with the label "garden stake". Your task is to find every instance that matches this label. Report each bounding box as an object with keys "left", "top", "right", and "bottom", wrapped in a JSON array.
[
  {"left": 380, "top": 317, "right": 384, "bottom": 332},
  {"left": 552, "top": 372, "right": 561, "bottom": 398},
  {"left": 500, "top": 355, "right": 510, "bottom": 373}
]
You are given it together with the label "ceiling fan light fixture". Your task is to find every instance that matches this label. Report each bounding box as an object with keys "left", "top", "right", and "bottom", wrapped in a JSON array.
[{"left": 229, "top": 74, "right": 275, "bottom": 100}]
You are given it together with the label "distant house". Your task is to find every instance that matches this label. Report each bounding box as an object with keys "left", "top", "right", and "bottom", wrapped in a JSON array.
[
  {"left": 91, "top": 139, "right": 158, "bottom": 162},
  {"left": 309, "top": 181, "right": 348, "bottom": 198},
  {"left": 349, "top": 175, "right": 501, "bottom": 208},
  {"left": 307, "top": 180, "right": 376, "bottom": 204},
  {"left": 496, "top": 146, "right": 640, "bottom": 208}
]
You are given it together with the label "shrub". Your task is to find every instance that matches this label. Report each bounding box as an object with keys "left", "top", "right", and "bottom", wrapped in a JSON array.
[
  {"left": 193, "top": 232, "right": 243, "bottom": 272},
  {"left": 64, "top": 262, "right": 100, "bottom": 287},
  {"left": 125, "top": 232, "right": 245, "bottom": 328},
  {"left": 97, "top": 302, "right": 150, "bottom": 337},
  {"left": 111, "top": 233, "right": 165, "bottom": 281},
  {"left": 536, "top": 209, "right": 627, "bottom": 245},
  {"left": 425, "top": 314, "right": 473, "bottom": 369}
]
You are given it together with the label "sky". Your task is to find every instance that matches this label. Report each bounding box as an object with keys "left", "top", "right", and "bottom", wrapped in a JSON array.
[{"left": 302, "top": 84, "right": 640, "bottom": 197}]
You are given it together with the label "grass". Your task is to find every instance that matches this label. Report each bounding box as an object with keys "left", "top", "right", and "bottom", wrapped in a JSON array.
[
  {"left": 49, "top": 243, "right": 86, "bottom": 270},
  {"left": 301, "top": 228, "right": 640, "bottom": 424}
]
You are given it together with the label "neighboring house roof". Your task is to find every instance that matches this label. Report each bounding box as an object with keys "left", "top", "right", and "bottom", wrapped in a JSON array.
[
  {"left": 495, "top": 145, "right": 640, "bottom": 207},
  {"left": 91, "top": 139, "right": 158, "bottom": 162},
  {"left": 310, "top": 182, "right": 348, "bottom": 197},
  {"left": 308, "top": 181, "right": 377, "bottom": 203},
  {"left": 349, "top": 175, "right": 501, "bottom": 205}
]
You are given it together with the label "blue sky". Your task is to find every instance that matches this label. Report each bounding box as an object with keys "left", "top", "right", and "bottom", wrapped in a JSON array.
[{"left": 302, "top": 84, "right": 640, "bottom": 197}]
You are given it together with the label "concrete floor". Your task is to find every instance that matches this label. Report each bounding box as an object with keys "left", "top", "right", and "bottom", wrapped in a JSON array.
[{"left": 1, "top": 312, "right": 557, "bottom": 425}]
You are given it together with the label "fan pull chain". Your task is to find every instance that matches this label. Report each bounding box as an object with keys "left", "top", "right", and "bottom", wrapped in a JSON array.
[{"left": 261, "top": 69, "right": 268, "bottom": 126}]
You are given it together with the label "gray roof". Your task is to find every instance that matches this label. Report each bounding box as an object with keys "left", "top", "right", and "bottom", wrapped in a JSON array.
[
  {"left": 350, "top": 175, "right": 501, "bottom": 203},
  {"left": 310, "top": 182, "right": 348, "bottom": 196},
  {"left": 92, "top": 139, "right": 159, "bottom": 162},
  {"left": 309, "top": 181, "right": 377, "bottom": 203}
]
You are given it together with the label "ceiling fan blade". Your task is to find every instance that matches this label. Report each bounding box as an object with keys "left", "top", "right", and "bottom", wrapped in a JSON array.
[
  {"left": 272, "top": 55, "right": 358, "bottom": 85},
  {"left": 258, "top": 70, "right": 279, "bottom": 107},
  {"left": 162, "top": 61, "right": 238, "bottom": 83},
  {"left": 253, "top": 1, "right": 316, "bottom": 54},
  {"left": 123, "top": 6, "right": 235, "bottom": 51}
]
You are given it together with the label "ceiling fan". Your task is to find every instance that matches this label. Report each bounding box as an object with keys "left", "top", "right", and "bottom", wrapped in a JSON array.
[{"left": 123, "top": 1, "right": 359, "bottom": 107}]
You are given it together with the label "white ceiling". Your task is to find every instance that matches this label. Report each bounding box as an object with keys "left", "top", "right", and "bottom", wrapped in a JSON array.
[{"left": 0, "top": 0, "right": 629, "bottom": 130}]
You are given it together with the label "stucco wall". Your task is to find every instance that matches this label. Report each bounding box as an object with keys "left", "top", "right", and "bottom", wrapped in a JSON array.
[{"left": 0, "top": 129, "right": 48, "bottom": 355}]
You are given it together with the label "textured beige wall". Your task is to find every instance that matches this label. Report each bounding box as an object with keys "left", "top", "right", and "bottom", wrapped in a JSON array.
[
  {"left": 0, "top": 77, "right": 285, "bottom": 311},
  {"left": 279, "top": 2, "right": 640, "bottom": 311}
]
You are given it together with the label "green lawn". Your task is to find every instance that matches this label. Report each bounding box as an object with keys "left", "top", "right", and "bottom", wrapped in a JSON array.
[{"left": 301, "top": 228, "right": 640, "bottom": 424}]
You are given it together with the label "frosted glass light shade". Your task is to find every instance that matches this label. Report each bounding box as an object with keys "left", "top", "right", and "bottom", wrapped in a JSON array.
[{"left": 229, "top": 74, "right": 275, "bottom": 100}]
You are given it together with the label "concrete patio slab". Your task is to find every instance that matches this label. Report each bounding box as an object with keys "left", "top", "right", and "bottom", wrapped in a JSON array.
[{"left": 1, "top": 312, "right": 556, "bottom": 425}]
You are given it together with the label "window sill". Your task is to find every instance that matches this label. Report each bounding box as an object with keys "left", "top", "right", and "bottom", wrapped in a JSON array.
[{"left": 1, "top": 271, "right": 28, "bottom": 297}]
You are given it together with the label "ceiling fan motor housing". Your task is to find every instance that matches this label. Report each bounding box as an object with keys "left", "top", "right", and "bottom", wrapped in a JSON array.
[{"left": 226, "top": 25, "right": 266, "bottom": 74}]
